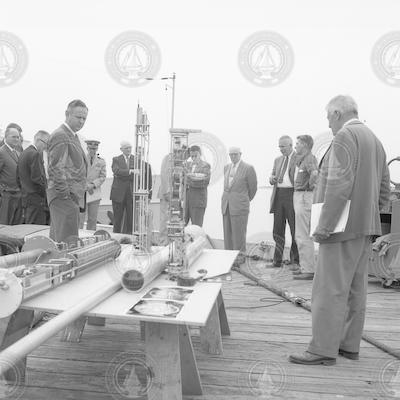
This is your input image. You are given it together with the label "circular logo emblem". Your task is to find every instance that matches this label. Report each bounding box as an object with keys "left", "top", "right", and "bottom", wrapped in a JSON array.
[
  {"left": 0, "top": 359, "right": 25, "bottom": 400},
  {"left": 377, "top": 359, "right": 400, "bottom": 398},
  {"left": 245, "top": 232, "right": 288, "bottom": 281},
  {"left": 0, "top": 31, "right": 28, "bottom": 87},
  {"left": 371, "top": 31, "right": 400, "bottom": 86},
  {"left": 105, "top": 351, "right": 158, "bottom": 400},
  {"left": 312, "top": 131, "right": 333, "bottom": 165},
  {"left": 105, "top": 31, "right": 161, "bottom": 87},
  {"left": 246, "top": 360, "right": 289, "bottom": 397},
  {"left": 238, "top": 31, "right": 294, "bottom": 87},
  {"left": 188, "top": 131, "right": 227, "bottom": 186}
]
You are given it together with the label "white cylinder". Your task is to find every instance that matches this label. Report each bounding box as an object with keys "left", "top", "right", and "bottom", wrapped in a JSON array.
[{"left": 0, "top": 278, "right": 121, "bottom": 376}]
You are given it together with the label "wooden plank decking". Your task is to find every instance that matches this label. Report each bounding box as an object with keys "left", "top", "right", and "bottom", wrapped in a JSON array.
[{"left": 6, "top": 259, "right": 400, "bottom": 400}]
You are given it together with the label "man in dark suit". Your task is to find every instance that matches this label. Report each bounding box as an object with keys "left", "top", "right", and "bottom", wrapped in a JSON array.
[
  {"left": 110, "top": 141, "right": 152, "bottom": 234},
  {"left": 269, "top": 135, "right": 299, "bottom": 268},
  {"left": 17, "top": 130, "right": 50, "bottom": 225},
  {"left": 289, "top": 95, "right": 390, "bottom": 365},
  {"left": 221, "top": 147, "right": 257, "bottom": 263},
  {"left": 47, "top": 100, "right": 88, "bottom": 242},
  {"left": 0, "top": 123, "right": 24, "bottom": 224},
  {"left": 185, "top": 145, "right": 211, "bottom": 227}
]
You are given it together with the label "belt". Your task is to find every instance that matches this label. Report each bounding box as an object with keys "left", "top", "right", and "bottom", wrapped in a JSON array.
[
  {"left": 295, "top": 189, "right": 313, "bottom": 192},
  {"left": 276, "top": 187, "right": 293, "bottom": 190}
]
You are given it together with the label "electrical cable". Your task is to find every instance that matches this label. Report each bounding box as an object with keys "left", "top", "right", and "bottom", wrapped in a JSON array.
[{"left": 234, "top": 264, "right": 400, "bottom": 360}]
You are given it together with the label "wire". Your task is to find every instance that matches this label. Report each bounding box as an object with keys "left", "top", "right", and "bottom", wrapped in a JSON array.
[{"left": 226, "top": 299, "right": 286, "bottom": 310}]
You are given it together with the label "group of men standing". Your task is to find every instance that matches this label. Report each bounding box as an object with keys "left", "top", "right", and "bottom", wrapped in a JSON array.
[
  {"left": 269, "top": 134, "right": 318, "bottom": 279},
  {"left": 0, "top": 124, "right": 50, "bottom": 226},
  {"left": 0, "top": 100, "right": 107, "bottom": 244}
]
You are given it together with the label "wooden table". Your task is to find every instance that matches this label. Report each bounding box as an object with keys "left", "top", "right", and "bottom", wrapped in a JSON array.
[{"left": 1, "top": 246, "right": 238, "bottom": 400}]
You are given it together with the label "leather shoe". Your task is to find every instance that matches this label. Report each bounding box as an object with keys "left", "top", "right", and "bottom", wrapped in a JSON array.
[
  {"left": 338, "top": 349, "right": 359, "bottom": 360},
  {"left": 289, "top": 351, "right": 336, "bottom": 366},
  {"left": 293, "top": 272, "right": 314, "bottom": 280},
  {"left": 292, "top": 269, "right": 302, "bottom": 275},
  {"left": 288, "top": 264, "right": 300, "bottom": 271},
  {"left": 268, "top": 262, "right": 282, "bottom": 268}
]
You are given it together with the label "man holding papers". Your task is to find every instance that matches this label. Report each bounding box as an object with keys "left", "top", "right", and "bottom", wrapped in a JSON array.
[{"left": 289, "top": 95, "right": 390, "bottom": 366}]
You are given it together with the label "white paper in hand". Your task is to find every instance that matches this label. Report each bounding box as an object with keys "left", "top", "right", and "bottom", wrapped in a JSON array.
[{"left": 311, "top": 200, "right": 351, "bottom": 234}]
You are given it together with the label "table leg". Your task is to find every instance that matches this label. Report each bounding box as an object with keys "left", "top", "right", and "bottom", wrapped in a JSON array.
[
  {"left": 0, "top": 309, "right": 34, "bottom": 382},
  {"left": 217, "top": 291, "right": 230, "bottom": 336},
  {"left": 145, "top": 322, "right": 182, "bottom": 400},
  {"left": 179, "top": 325, "right": 202, "bottom": 395},
  {"left": 200, "top": 301, "right": 223, "bottom": 355}
]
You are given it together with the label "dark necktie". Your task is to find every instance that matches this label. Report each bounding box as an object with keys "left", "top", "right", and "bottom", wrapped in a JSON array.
[
  {"left": 90, "top": 156, "right": 94, "bottom": 166},
  {"left": 278, "top": 156, "right": 289, "bottom": 183}
]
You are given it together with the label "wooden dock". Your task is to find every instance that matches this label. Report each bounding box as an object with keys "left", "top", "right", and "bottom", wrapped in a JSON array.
[{"left": 7, "top": 258, "right": 400, "bottom": 399}]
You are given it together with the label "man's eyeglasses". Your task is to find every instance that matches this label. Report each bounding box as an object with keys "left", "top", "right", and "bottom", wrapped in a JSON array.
[{"left": 38, "top": 139, "right": 48, "bottom": 147}]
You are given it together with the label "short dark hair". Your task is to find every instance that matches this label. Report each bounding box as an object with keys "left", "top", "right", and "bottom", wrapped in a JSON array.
[
  {"left": 297, "top": 135, "right": 314, "bottom": 150},
  {"left": 6, "top": 123, "right": 22, "bottom": 134},
  {"left": 67, "top": 99, "right": 88, "bottom": 112},
  {"left": 190, "top": 145, "right": 201, "bottom": 154}
]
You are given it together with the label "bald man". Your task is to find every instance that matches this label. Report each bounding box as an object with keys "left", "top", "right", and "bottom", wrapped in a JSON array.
[
  {"left": 110, "top": 141, "right": 152, "bottom": 234},
  {"left": 221, "top": 147, "right": 258, "bottom": 263}
]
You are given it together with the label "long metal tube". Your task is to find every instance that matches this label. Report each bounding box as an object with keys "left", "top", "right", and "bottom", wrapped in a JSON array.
[
  {"left": 0, "top": 249, "right": 47, "bottom": 269},
  {"left": 0, "top": 278, "right": 121, "bottom": 376},
  {"left": 121, "top": 235, "right": 208, "bottom": 292}
]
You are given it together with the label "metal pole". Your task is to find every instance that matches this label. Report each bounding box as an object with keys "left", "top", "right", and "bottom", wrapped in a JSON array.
[{"left": 171, "top": 72, "right": 176, "bottom": 129}]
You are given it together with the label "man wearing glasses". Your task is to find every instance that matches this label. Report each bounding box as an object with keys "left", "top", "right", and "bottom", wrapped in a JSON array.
[
  {"left": 17, "top": 130, "right": 50, "bottom": 225},
  {"left": 269, "top": 135, "right": 299, "bottom": 268}
]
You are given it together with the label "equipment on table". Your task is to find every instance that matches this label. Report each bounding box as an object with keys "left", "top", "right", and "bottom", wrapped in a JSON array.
[{"left": 0, "top": 230, "right": 121, "bottom": 318}]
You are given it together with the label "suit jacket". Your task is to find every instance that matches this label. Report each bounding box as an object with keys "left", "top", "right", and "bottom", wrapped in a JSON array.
[
  {"left": 86, "top": 154, "right": 106, "bottom": 203},
  {"left": 0, "top": 144, "right": 20, "bottom": 191},
  {"left": 221, "top": 160, "right": 257, "bottom": 216},
  {"left": 110, "top": 154, "right": 152, "bottom": 203},
  {"left": 314, "top": 120, "right": 390, "bottom": 243},
  {"left": 47, "top": 124, "right": 88, "bottom": 207},
  {"left": 17, "top": 145, "right": 47, "bottom": 199},
  {"left": 186, "top": 159, "right": 211, "bottom": 208},
  {"left": 269, "top": 152, "right": 296, "bottom": 214}
]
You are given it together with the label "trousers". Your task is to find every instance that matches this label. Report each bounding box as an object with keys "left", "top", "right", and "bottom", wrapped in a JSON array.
[{"left": 308, "top": 236, "right": 371, "bottom": 358}]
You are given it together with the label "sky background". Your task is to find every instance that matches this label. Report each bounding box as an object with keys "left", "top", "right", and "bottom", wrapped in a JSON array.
[{"left": 1, "top": 0, "right": 400, "bottom": 239}]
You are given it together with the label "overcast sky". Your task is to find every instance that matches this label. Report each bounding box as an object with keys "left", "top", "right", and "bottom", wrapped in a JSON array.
[{"left": 1, "top": 0, "right": 399, "bottom": 238}]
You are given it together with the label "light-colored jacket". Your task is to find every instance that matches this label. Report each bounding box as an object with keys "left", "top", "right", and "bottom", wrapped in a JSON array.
[
  {"left": 221, "top": 160, "right": 257, "bottom": 216},
  {"left": 314, "top": 120, "right": 390, "bottom": 243},
  {"left": 47, "top": 124, "right": 87, "bottom": 207},
  {"left": 86, "top": 154, "right": 106, "bottom": 203}
]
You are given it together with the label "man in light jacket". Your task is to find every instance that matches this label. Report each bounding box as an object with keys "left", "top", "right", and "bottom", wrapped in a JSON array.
[{"left": 289, "top": 95, "right": 390, "bottom": 366}]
